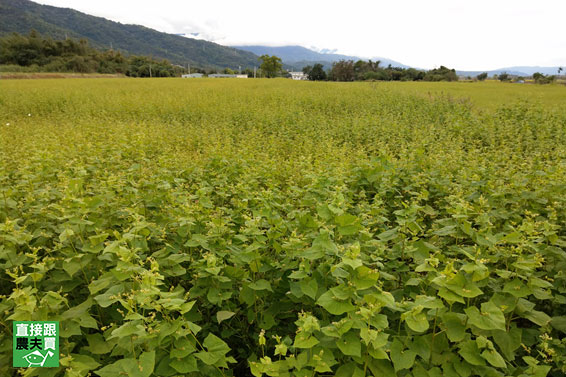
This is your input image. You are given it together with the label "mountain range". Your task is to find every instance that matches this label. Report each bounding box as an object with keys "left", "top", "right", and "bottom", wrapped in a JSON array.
[
  {"left": 456, "top": 67, "right": 563, "bottom": 77},
  {"left": 0, "top": 0, "right": 258, "bottom": 69},
  {"left": 231, "top": 45, "right": 409, "bottom": 71},
  {"left": 0, "top": 0, "right": 562, "bottom": 76}
]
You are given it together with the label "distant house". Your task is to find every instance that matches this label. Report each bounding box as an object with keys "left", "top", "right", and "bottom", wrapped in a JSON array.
[
  {"left": 182, "top": 73, "right": 203, "bottom": 78},
  {"left": 209, "top": 74, "right": 248, "bottom": 78},
  {"left": 289, "top": 72, "right": 307, "bottom": 80}
]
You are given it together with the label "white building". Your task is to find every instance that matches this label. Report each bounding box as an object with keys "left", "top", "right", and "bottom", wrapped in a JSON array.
[
  {"left": 209, "top": 74, "right": 248, "bottom": 78},
  {"left": 289, "top": 72, "right": 307, "bottom": 80},
  {"left": 182, "top": 73, "right": 204, "bottom": 78}
]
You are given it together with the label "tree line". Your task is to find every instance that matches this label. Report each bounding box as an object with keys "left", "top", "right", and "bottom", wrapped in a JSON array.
[
  {"left": 2, "top": 32, "right": 561, "bottom": 84},
  {"left": 302, "top": 61, "right": 459, "bottom": 82},
  {"left": 0, "top": 31, "right": 179, "bottom": 77},
  {"left": 302, "top": 61, "right": 560, "bottom": 84}
]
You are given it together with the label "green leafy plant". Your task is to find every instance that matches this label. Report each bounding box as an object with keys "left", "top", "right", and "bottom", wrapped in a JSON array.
[{"left": 1, "top": 78, "right": 566, "bottom": 376}]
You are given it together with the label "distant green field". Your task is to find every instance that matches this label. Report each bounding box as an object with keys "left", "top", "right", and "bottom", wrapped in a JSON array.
[
  {"left": 378, "top": 80, "right": 566, "bottom": 110},
  {"left": 1, "top": 79, "right": 566, "bottom": 377}
]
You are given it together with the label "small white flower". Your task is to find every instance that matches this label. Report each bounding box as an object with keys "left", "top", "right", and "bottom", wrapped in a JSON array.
[
  {"left": 28, "top": 113, "right": 32, "bottom": 117},
  {"left": 5, "top": 123, "right": 9, "bottom": 126}
]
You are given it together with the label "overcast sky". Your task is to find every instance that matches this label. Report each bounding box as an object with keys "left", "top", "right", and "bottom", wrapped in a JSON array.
[{"left": 35, "top": 0, "right": 566, "bottom": 70}]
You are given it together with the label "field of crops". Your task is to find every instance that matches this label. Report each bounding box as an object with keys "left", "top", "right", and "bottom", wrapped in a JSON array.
[{"left": 1, "top": 78, "right": 566, "bottom": 377}]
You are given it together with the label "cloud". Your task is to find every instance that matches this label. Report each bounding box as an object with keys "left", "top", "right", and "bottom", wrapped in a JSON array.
[{"left": 34, "top": 0, "right": 566, "bottom": 70}]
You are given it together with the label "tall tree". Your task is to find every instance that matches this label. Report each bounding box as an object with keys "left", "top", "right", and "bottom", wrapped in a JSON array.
[
  {"left": 498, "top": 72, "right": 510, "bottom": 82},
  {"left": 306, "top": 63, "right": 327, "bottom": 81},
  {"left": 258, "top": 55, "right": 282, "bottom": 78},
  {"left": 329, "top": 60, "right": 355, "bottom": 81},
  {"left": 423, "top": 66, "right": 458, "bottom": 82}
]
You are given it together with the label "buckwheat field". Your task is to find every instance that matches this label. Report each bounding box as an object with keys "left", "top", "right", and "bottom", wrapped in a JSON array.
[{"left": 1, "top": 78, "right": 566, "bottom": 377}]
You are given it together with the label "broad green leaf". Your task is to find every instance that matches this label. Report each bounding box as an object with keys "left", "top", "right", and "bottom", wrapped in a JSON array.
[
  {"left": 293, "top": 333, "right": 319, "bottom": 349},
  {"left": 441, "top": 312, "right": 467, "bottom": 342},
  {"left": 94, "top": 284, "right": 124, "bottom": 308},
  {"left": 360, "top": 327, "right": 388, "bottom": 348},
  {"left": 179, "top": 300, "right": 196, "bottom": 314},
  {"left": 70, "top": 354, "right": 101, "bottom": 374},
  {"left": 501, "top": 231, "right": 522, "bottom": 244},
  {"left": 203, "top": 333, "right": 230, "bottom": 353},
  {"left": 336, "top": 332, "right": 361, "bottom": 357},
  {"left": 378, "top": 228, "right": 397, "bottom": 241},
  {"left": 95, "top": 358, "right": 138, "bottom": 377},
  {"left": 85, "top": 334, "right": 115, "bottom": 355},
  {"left": 137, "top": 351, "right": 155, "bottom": 377},
  {"left": 438, "top": 287, "right": 465, "bottom": 304},
  {"left": 60, "top": 298, "right": 93, "bottom": 320},
  {"left": 481, "top": 349, "right": 506, "bottom": 368},
  {"left": 300, "top": 277, "right": 318, "bottom": 299},
  {"left": 78, "top": 314, "right": 99, "bottom": 329},
  {"left": 403, "top": 310, "right": 429, "bottom": 333},
  {"left": 322, "top": 320, "right": 353, "bottom": 338},
  {"left": 523, "top": 310, "right": 551, "bottom": 327},
  {"left": 316, "top": 290, "right": 355, "bottom": 315},
  {"left": 551, "top": 316, "right": 566, "bottom": 333},
  {"left": 307, "top": 232, "right": 338, "bottom": 259},
  {"left": 353, "top": 266, "right": 379, "bottom": 290},
  {"left": 464, "top": 301, "right": 506, "bottom": 331},
  {"left": 490, "top": 292, "right": 518, "bottom": 313},
  {"left": 194, "top": 351, "right": 221, "bottom": 365},
  {"left": 503, "top": 279, "right": 532, "bottom": 298},
  {"left": 248, "top": 279, "right": 273, "bottom": 292},
  {"left": 169, "top": 355, "right": 198, "bottom": 373},
  {"left": 434, "top": 225, "right": 457, "bottom": 236},
  {"left": 335, "top": 213, "right": 362, "bottom": 235},
  {"left": 444, "top": 273, "right": 483, "bottom": 298},
  {"left": 63, "top": 256, "right": 82, "bottom": 277},
  {"left": 88, "top": 274, "right": 115, "bottom": 295},
  {"left": 109, "top": 321, "right": 145, "bottom": 339},
  {"left": 414, "top": 295, "right": 445, "bottom": 309},
  {"left": 171, "top": 338, "right": 197, "bottom": 358},
  {"left": 368, "top": 360, "right": 396, "bottom": 376},
  {"left": 336, "top": 363, "right": 365, "bottom": 377},
  {"left": 96, "top": 353, "right": 156, "bottom": 377},
  {"left": 184, "top": 234, "right": 210, "bottom": 250},
  {"left": 493, "top": 327, "right": 522, "bottom": 361},
  {"left": 216, "top": 310, "right": 236, "bottom": 323},
  {"left": 288, "top": 270, "right": 309, "bottom": 279},
  {"left": 458, "top": 340, "right": 485, "bottom": 366},
  {"left": 409, "top": 335, "right": 431, "bottom": 361},
  {"left": 390, "top": 339, "right": 417, "bottom": 372}
]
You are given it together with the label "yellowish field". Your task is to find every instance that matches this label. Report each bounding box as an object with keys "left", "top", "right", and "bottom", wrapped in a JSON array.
[
  {"left": 377, "top": 80, "right": 566, "bottom": 110},
  {"left": 1, "top": 78, "right": 566, "bottom": 377}
]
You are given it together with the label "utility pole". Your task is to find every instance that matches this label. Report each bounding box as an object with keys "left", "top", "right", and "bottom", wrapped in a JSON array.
[
  {"left": 149, "top": 64, "right": 152, "bottom": 78},
  {"left": 188, "top": 64, "right": 191, "bottom": 74},
  {"left": 239, "top": 65, "right": 241, "bottom": 74},
  {"left": 254, "top": 66, "right": 256, "bottom": 78}
]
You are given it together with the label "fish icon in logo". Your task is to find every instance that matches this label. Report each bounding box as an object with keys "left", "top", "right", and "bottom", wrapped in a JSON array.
[{"left": 22, "top": 350, "right": 54, "bottom": 367}]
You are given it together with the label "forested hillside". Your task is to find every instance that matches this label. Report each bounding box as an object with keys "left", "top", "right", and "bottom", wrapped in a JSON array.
[
  {"left": 0, "top": 0, "right": 259, "bottom": 69},
  {"left": 0, "top": 32, "right": 180, "bottom": 76}
]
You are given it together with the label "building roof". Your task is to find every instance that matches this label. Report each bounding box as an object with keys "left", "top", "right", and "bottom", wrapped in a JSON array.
[{"left": 209, "top": 74, "right": 248, "bottom": 78}]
